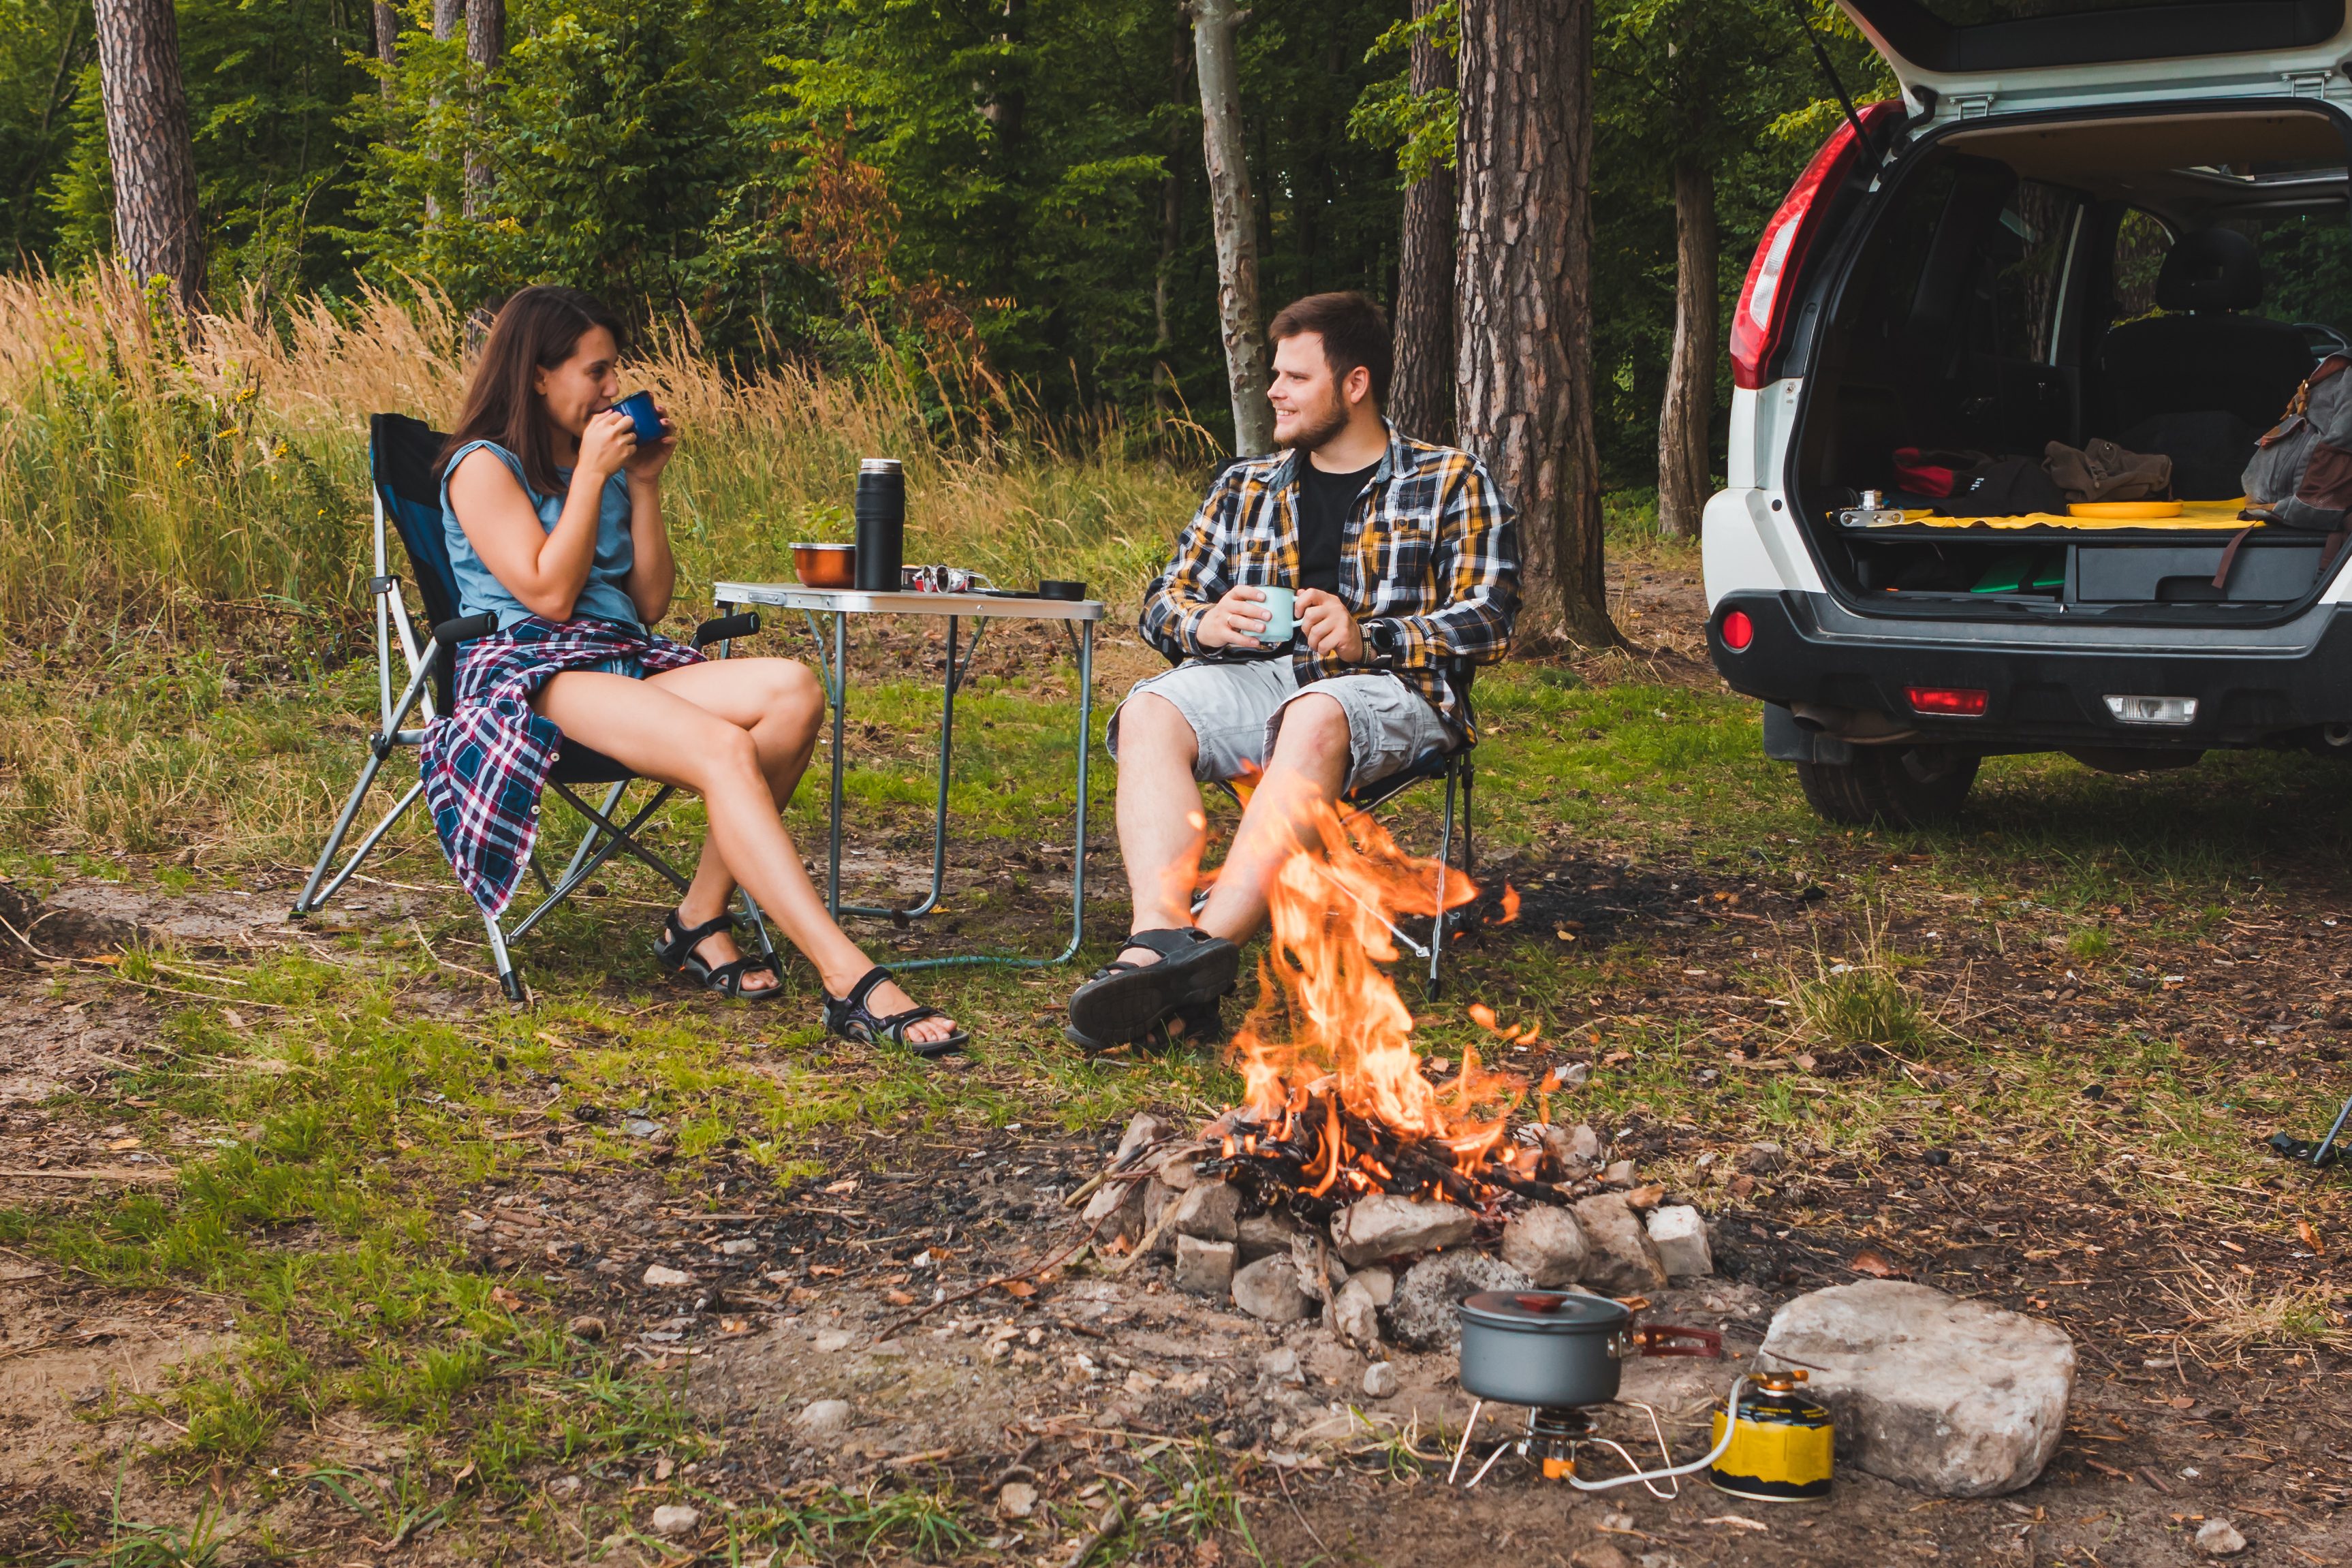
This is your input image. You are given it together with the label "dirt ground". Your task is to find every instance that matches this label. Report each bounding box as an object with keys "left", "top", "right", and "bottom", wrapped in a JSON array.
[{"left": 3, "top": 555, "right": 2350, "bottom": 1567}]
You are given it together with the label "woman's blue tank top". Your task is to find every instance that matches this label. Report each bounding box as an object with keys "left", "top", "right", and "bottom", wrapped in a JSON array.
[{"left": 441, "top": 440, "right": 644, "bottom": 632}]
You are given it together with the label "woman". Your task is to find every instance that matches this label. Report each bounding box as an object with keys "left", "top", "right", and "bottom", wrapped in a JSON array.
[{"left": 420, "top": 285, "right": 965, "bottom": 1054}]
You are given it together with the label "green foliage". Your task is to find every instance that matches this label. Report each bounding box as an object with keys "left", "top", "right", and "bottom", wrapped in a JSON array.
[{"left": 1347, "top": 1, "right": 1456, "bottom": 185}]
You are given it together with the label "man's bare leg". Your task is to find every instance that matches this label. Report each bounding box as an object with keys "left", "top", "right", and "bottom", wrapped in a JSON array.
[
  {"left": 1111, "top": 693, "right": 1209, "bottom": 965},
  {"left": 1194, "top": 693, "right": 1351, "bottom": 943}
]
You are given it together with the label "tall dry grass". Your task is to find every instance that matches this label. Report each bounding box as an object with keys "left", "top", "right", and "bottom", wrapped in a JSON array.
[
  {"left": 0, "top": 269, "right": 1202, "bottom": 638},
  {"left": 0, "top": 270, "right": 1203, "bottom": 863}
]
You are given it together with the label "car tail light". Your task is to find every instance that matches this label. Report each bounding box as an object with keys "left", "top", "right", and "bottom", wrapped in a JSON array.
[
  {"left": 1730, "top": 100, "right": 1904, "bottom": 392},
  {"left": 1907, "top": 686, "right": 1988, "bottom": 717},
  {"left": 1719, "top": 608, "right": 1755, "bottom": 650}
]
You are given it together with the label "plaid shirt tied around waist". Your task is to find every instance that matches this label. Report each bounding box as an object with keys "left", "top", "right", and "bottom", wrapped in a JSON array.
[
  {"left": 420, "top": 617, "right": 702, "bottom": 915},
  {"left": 1138, "top": 422, "right": 1518, "bottom": 742}
]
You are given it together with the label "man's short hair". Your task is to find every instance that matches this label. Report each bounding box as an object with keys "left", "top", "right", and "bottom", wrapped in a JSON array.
[{"left": 1268, "top": 292, "right": 1392, "bottom": 409}]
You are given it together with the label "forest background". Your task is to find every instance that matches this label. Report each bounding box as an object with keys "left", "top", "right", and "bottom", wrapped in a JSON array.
[{"left": 0, "top": 0, "right": 1888, "bottom": 496}]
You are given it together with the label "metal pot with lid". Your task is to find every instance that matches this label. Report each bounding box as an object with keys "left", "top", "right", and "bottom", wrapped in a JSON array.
[{"left": 1456, "top": 1291, "right": 1632, "bottom": 1410}]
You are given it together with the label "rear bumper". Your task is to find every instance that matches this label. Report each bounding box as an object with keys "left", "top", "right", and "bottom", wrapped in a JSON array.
[{"left": 1708, "top": 591, "right": 2352, "bottom": 750}]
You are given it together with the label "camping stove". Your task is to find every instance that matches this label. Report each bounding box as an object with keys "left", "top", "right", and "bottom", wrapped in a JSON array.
[{"left": 1446, "top": 1291, "right": 1725, "bottom": 1493}]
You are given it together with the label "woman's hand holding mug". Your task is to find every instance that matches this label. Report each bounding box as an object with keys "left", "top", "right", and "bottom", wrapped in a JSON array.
[{"left": 577, "top": 407, "right": 640, "bottom": 482}]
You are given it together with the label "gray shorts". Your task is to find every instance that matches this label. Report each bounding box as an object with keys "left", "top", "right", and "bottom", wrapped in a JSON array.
[{"left": 1108, "top": 659, "right": 1453, "bottom": 794}]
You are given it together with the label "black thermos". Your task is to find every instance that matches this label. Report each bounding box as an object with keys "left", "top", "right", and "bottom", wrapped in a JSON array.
[{"left": 854, "top": 457, "right": 905, "bottom": 591}]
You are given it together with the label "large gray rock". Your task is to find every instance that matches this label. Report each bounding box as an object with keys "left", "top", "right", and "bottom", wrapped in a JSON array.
[
  {"left": 1115, "top": 1112, "right": 1175, "bottom": 1162},
  {"left": 1236, "top": 1208, "right": 1302, "bottom": 1261},
  {"left": 1501, "top": 1204, "right": 1587, "bottom": 1286},
  {"left": 1572, "top": 1193, "right": 1667, "bottom": 1293},
  {"left": 1172, "top": 1235, "right": 1236, "bottom": 1296},
  {"left": 1382, "top": 1252, "right": 1532, "bottom": 1351},
  {"left": 1760, "top": 1281, "right": 2076, "bottom": 1498},
  {"left": 1231, "top": 1254, "right": 1314, "bottom": 1323},
  {"left": 1330, "top": 1195, "right": 1475, "bottom": 1266},
  {"left": 1170, "top": 1180, "right": 1240, "bottom": 1242},
  {"left": 1083, "top": 1114, "right": 1175, "bottom": 1240},
  {"left": 1329, "top": 1266, "right": 1394, "bottom": 1347},
  {"left": 1644, "top": 1205, "right": 1712, "bottom": 1279}
]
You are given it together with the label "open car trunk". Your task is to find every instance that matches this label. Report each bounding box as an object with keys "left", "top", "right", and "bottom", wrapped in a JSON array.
[{"left": 1787, "top": 99, "right": 2352, "bottom": 623}]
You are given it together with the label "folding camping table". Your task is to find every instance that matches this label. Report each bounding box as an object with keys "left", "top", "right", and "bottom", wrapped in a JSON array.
[{"left": 710, "top": 582, "right": 1105, "bottom": 971}]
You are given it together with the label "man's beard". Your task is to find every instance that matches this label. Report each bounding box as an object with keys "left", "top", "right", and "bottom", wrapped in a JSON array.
[{"left": 1279, "top": 391, "right": 1349, "bottom": 454}]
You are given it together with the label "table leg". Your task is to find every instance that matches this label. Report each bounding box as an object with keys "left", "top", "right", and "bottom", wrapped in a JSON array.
[
  {"left": 1054, "top": 616, "right": 1095, "bottom": 965},
  {"left": 839, "top": 613, "right": 956, "bottom": 922},
  {"left": 826, "top": 608, "right": 847, "bottom": 918}
]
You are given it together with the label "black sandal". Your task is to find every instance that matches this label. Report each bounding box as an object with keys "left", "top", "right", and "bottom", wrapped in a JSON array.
[
  {"left": 1065, "top": 928, "right": 1240, "bottom": 1051},
  {"left": 825, "top": 965, "right": 970, "bottom": 1059},
  {"left": 653, "top": 909, "right": 783, "bottom": 1000}
]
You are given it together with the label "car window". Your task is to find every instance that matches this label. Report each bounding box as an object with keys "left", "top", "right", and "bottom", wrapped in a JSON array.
[
  {"left": 2109, "top": 208, "right": 2169, "bottom": 322},
  {"left": 1973, "top": 181, "right": 2084, "bottom": 366},
  {"left": 2255, "top": 210, "right": 2352, "bottom": 341}
]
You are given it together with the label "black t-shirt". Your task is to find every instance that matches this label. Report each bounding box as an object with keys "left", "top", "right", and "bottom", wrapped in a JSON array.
[{"left": 1294, "top": 459, "right": 1377, "bottom": 593}]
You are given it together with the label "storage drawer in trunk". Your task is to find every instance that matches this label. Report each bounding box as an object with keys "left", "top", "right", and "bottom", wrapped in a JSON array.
[{"left": 2077, "top": 542, "right": 2323, "bottom": 603}]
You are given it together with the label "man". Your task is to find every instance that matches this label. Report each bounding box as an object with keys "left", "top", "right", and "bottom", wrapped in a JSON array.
[{"left": 1066, "top": 291, "right": 1519, "bottom": 1050}]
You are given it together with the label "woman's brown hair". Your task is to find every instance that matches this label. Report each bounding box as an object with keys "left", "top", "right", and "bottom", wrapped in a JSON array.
[{"left": 441, "top": 285, "right": 629, "bottom": 497}]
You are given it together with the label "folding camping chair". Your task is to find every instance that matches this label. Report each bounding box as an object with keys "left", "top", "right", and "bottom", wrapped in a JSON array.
[
  {"left": 290, "top": 413, "right": 768, "bottom": 1001},
  {"left": 1201, "top": 659, "right": 1477, "bottom": 999}
]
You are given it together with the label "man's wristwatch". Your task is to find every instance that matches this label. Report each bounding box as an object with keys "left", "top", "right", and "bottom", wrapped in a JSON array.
[{"left": 1364, "top": 619, "right": 1401, "bottom": 665}]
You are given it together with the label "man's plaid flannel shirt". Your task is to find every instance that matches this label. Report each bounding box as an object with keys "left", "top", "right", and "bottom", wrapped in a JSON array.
[{"left": 1138, "top": 422, "right": 1518, "bottom": 742}]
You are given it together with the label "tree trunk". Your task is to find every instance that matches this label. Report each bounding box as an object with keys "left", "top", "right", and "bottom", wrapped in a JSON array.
[
  {"left": 462, "top": 0, "right": 502, "bottom": 216},
  {"left": 91, "top": 0, "right": 203, "bottom": 311},
  {"left": 1153, "top": 20, "right": 1191, "bottom": 413},
  {"left": 374, "top": 1, "right": 398, "bottom": 101},
  {"left": 1456, "top": 0, "right": 1616, "bottom": 646},
  {"left": 1189, "top": 0, "right": 1272, "bottom": 456},
  {"left": 426, "top": 0, "right": 460, "bottom": 222},
  {"left": 1656, "top": 157, "right": 1717, "bottom": 539},
  {"left": 1390, "top": 0, "right": 1456, "bottom": 444}
]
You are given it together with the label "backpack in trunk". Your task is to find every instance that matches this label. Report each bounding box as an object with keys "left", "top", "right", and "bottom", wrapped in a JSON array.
[{"left": 2242, "top": 354, "right": 2352, "bottom": 531}]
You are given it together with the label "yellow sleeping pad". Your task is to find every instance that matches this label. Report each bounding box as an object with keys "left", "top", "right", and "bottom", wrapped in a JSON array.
[{"left": 1909, "top": 497, "right": 2252, "bottom": 531}]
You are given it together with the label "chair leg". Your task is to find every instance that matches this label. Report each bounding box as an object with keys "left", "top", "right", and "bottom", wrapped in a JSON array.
[
  {"left": 1426, "top": 759, "right": 1460, "bottom": 1001},
  {"left": 292, "top": 749, "right": 389, "bottom": 915},
  {"left": 1460, "top": 757, "right": 1475, "bottom": 878},
  {"left": 483, "top": 913, "right": 524, "bottom": 1003}
]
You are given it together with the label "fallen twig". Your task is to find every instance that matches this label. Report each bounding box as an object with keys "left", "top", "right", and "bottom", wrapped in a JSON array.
[
  {"left": 1060, "top": 1499, "right": 1126, "bottom": 1568},
  {"left": 0, "top": 1166, "right": 176, "bottom": 1183},
  {"left": 1269, "top": 1457, "right": 1328, "bottom": 1556},
  {"left": 876, "top": 1207, "right": 1119, "bottom": 1341}
]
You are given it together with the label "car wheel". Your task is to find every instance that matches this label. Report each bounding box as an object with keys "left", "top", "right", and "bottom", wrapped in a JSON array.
[{"left": 1795, "top": 746, "right": 1979, "bottom": 828}]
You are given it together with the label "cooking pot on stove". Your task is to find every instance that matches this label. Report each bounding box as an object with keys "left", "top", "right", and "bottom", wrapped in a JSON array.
[{"left": 1456, "top": 1291, "right": 1631, "bottom": 1409}]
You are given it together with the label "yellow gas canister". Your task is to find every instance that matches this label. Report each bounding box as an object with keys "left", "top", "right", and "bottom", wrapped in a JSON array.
[{"left": 1708, "top": 1368, "right": 1834, "bottom": 1502}]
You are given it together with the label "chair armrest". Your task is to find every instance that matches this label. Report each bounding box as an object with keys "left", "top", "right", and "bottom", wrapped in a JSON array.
[
  {"left": 432, "top": 612, "right": 499, "bottom": 649},
  {"left": 693, "top": 611, "right": 762, "bottom": 648}
]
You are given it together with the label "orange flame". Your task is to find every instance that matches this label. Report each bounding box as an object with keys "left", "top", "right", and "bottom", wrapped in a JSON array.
[{"left": 1222, "top": 790, "right": 1524, "bottom": 1178}]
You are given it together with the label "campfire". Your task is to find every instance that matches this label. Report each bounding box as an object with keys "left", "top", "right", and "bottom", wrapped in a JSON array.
[
  {"left": 1070, "top": 785, "right": 1706, "bottom": 1339},
  {"left": 1198, "top": 794, "right": 1569, "bottom": 1220}
]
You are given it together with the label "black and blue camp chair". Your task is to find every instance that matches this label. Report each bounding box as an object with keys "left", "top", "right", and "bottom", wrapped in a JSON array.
[
  {"left": 1199, "top": 659, "right": 1477, "bottom": 999},
  {"left": 290, "top": 413, "right": 768, "bottom": 1001}
]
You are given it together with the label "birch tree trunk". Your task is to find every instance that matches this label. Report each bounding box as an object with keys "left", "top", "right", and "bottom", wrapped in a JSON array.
[
  {"left": 1456, "top": 0, "right": 1616, "bottom": 646},
  {"left": 426, "top": 0, "right": 460, "bottom": 222},
  {"left": 92, "top": 0, "right": 203, "bottom": 311},
  {"left": 1656, "top": 157, "right": 1717, "bottom": 539},
  {"left": 1389, "top": 0, "right": 1456, "bottom": 444},
  {"left": 374, "top": 2, "right": 399, "bottom": 101},
  {"left": 1189, "top": 0, "right": 1273, "bottom": 456},
  {"left": 462, "top": 0, "right": 503, "bottom": 216}
]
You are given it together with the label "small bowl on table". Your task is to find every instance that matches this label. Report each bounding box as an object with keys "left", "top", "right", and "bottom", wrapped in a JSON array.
[{"left": 792, "top": 543, "right": 857, "bottom": 589}]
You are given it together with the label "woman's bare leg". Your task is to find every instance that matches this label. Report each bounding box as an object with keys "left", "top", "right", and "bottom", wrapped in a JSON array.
[
  {"left": 646, "top": 659, "right": 826, "bottom": 992},
  {"left": 530, "top": 665, "right": 956, "bottom": 1043}
]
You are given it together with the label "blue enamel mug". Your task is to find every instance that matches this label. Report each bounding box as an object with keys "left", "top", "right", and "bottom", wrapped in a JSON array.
[{"left": 610, "top": 390, "right": 666, "bottom": 443}]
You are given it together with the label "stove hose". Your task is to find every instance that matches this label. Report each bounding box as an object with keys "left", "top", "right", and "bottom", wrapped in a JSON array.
[{"left": 1564, "top": 1375, "right": 1751, "bottom": 1492}]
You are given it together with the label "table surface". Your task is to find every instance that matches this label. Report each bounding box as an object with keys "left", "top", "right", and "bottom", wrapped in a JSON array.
[{"left": 715, "top": 581, "right": 1107, "bottom": 623}]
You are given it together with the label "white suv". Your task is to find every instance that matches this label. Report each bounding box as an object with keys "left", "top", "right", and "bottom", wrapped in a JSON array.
[{"left": 1704, "top": 0, "right": 2352, "bottom": 825}]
